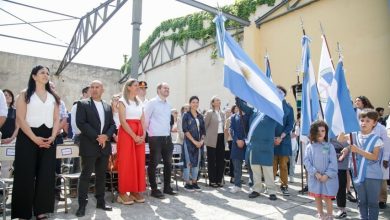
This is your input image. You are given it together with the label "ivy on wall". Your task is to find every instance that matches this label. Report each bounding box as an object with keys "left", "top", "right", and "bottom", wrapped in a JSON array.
[{"left": 121, "top": 0, "right": 275, "bottom": 73}]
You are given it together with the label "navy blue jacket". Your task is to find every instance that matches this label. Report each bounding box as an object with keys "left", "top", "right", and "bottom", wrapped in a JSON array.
[
  {"left": 274, "top": 100, "right": 294, "bottom": 156},
  {"left": 230, "top": 113, "right": 248, "bottom": 160}
]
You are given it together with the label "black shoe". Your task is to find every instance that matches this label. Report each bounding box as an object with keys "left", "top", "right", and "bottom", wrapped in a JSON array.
[
  {"left": 76, "top": 206, "right": 86, "bottom": 217},
  {"left": 346, "top": 191, "right": 357, "bottom": 203},
  {"left": 230, "top": 178, "right": 234, "bottom": 183},
  {"left": 298, "top": 185, "right": 308, "bottom": 194},
  {"left": 209, "top": 183, "right": 218, "bottom": 188},
  {"left": 192, "top": 183, "right": 202, "bottom": 192},
  {"left": 151, "top": 189, "right": 165, "bottom": 199},
  {"left": 281, "top": 186, "right": 290, "bottom": 196},
  {"left": 379, "top": 202, "right": 387, "bottom": 209},
  {"left": 269, "top": 194, "right": 277, "bottom": 200},
  {"left": 163, "top": 188, "right": 178, "bottom": 195},
  {"left": 96, "top": 203, "right": 112, "bottom": 211},
  {"left": 248, "top": 191, "right": 260, "bottom": 198}
]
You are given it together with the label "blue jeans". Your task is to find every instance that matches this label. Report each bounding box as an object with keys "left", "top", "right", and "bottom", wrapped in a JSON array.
[
  {"left": 356, "top": 178, "right": 382, "bottom": 220},
  {"left": 183, "top": 142, "right": 200, "bottom": 182},
  {"left": 232, "top": 159, "right": 243, "bottom": 187}
]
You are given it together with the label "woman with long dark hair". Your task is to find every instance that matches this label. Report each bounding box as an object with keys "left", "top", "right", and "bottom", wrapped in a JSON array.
[
  {"left": 11, "top": 65, "right": 60, "bottom": 219},
  {"left": 0, "top": 89, "right": 18, "bottom": 144}
]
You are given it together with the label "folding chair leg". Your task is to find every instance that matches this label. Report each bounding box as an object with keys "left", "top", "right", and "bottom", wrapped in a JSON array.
[
  {"left": 63, "top": 177, "right": 68, "bottom": 214},
  {"left": 110, "top": 173, "right": 115, "bottom": 203},
  {"left": 3, "top": 182, "right": 6, "bottom": 220}
]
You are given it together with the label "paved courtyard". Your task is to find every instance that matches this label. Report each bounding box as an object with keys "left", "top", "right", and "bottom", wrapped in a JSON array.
[{"left": 3, "top": 166, "right": 390, "bottom": 219}]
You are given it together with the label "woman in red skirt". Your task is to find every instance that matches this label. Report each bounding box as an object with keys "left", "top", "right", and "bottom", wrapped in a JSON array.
[{"left": 117, "top": 78, "right": 146, "bottom": 204}]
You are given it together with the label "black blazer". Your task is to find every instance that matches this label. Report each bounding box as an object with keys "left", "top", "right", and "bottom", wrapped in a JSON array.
[{"left": 76, "top": 98, "right": 116, "bottom": 157}]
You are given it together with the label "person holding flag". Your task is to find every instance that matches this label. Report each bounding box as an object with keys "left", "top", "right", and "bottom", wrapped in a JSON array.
[{"left": 213, "top": 13, "right": 283, "bottom": 200}]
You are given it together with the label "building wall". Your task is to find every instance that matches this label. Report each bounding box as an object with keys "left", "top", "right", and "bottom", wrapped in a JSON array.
[
  {"left": 244, "top": 0, "right": 390, "bottom": 114},
  {"left": 139, "top": 46, "right": 235, "bottom": 112},
  {"left": 0, "top": 51, "right": 122, "bottom": 110}
]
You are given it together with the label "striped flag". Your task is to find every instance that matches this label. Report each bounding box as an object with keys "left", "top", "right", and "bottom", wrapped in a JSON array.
[
  {"left": 300, "top": 35, "right": 321, "bottom": 136},
  {"left": 324, "top": 58, "right": 360, "bottom": 138},
  {"left": 213, "top": 14, "right": 284, "bottom": 125},
  {"left": 317, "top": 35, "right": 335, "bottom": 110},
  {"left": 265, "top": 54, "right": 272, "bottom": 81},
  {"left": 213, "top": 13, "right": 226, "bottom": 58}
]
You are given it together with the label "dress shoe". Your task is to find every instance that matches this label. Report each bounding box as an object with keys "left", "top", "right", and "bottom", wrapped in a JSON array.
[
  {"left": 248, "top": 191, "right": 260, "bottom": 198},
  {"left": 75, "top": 206, "right": 86, "bottom": 217},
  {"left": 151, "top": 189, "right": 165, "bottom": 199},
  {"left": 163, "top": 188, "right": 177, "bottom": 195},
  {"left": 96, "top": 203, "right": 113, "bottom": 211}
]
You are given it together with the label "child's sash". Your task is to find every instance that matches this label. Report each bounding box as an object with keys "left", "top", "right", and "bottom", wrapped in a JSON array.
[{"left": 353, "top": 133, "right": 379, "bottom": 185}]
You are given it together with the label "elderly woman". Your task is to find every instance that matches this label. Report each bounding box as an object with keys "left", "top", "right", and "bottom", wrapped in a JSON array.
[{"left": 204, "top": 96, "right": 226, "bottom": 187}]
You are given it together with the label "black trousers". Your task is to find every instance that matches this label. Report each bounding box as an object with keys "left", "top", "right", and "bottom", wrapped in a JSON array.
[
  {"left": 207, "top": 133, "right": 225, "bottom": 184},
  {"left": 11, "top": 125, "right": 56, "bottom": 219},
  {"left": 78, "top": 155, "right": 108, "bottom": 206},
  {"left": 337, "top": 169, "right": 347, "bottom": 208},
  {"left": 226, "top": 140, "right": 234, "bottom": 177},
  {"left": 147, "top": 136, "right": 173, "bottom": 190}
]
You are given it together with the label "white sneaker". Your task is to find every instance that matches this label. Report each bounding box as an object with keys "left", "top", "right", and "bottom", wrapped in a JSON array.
[{"left": 230, "top": 186, "right": 241, "bottom": 193}]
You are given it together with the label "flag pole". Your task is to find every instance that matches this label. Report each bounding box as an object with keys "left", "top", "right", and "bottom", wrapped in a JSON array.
[
  {"left": 300, "top": 17, "right": 324, "bottom": 118},
  {"left": 337, "top": 42, "right": 357, "bottom": 177},
  {"left": 320, "top": 22, "right": 335, "bottom": 69}
]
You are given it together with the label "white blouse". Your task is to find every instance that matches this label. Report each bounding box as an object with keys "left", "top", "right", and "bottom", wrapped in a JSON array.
[
  {"left": 119, "top": 97, "right": 143, "bottom": 120},
  {"left": 26, "top": 92, "right": 55, "bottom": 128}
]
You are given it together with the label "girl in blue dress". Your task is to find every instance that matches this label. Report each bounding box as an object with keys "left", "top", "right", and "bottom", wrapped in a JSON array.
[{"left": 304, "top": 121, "right": 338, "bottom": 219}]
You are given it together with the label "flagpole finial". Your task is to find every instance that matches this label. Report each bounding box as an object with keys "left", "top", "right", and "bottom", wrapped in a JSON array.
[
  {"left": 336, "top": 42, "right": 343, "bottom": 59},
  {"left": 319, "top": 21, "right": 325, "bottom": 36},
  {"left": 300, "top": 17, "right": 306, "bottom": 35}
]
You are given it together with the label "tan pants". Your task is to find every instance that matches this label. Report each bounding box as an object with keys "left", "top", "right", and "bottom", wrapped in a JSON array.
[
  {"left": 380, "top": 180, "right": 388, "bottom": 202},
  {"left": 250, "top": 152, "right": 277, "bottom": 195},
  {"left": 273, "top": 155, "right": 289, "bottom": 187}
]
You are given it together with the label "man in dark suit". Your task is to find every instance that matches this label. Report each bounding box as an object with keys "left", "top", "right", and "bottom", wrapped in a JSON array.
[{"left": 75, "top": 80, "right": 116, "bottom": 217}]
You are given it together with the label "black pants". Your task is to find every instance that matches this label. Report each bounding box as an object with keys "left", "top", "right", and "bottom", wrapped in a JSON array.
[
  {"left": 55, "top": 134, "right": 64, "bottom": 194},
  {"left": 226, "top": 140, "right": 234, "bottom": 177},
  {"left": 78, "top": 155, "right": 108, "bottom": 206},
  {"left": 11, "top": 125, "right": 56, "bottom": 219},
  {"left": 207, "top": 133, "right": 225, "bottom": 184},
  {"left": 147, "top": 136, "right": 173, "bottom": 190},
  {"left": 337, "top": 169, "right": 347, "bottom": 208}
]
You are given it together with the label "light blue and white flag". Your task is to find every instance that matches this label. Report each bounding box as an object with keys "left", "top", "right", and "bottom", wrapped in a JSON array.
[
  {"left": 213, "top": 13, "right": 226, "bottom": 58},
  {"left": 317, "top": 35, "right": 335, "bottom": 110},
  {"left": 324, "top": 58, "right": 360, "bottom": 138},
  {"left": 223, "top": 32, "right": 284, "bottom": 125},
  {"left": 265, "top": 54, "right": 272, "bottom": 81},
  {"left": 300, "top": 35, "right": 321, "bottom": 136}
]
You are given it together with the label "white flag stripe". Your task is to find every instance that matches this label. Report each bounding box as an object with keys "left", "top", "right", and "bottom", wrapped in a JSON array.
[{"left": 224, "top": 45, "right": 283, "bottom": 110}]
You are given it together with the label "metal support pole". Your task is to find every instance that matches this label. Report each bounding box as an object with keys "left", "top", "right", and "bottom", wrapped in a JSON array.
[{"left": 130, "top": 0, "right": 142, "bottom": 79}]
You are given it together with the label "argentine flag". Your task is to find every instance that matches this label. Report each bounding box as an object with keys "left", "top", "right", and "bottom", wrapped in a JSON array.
[
  {"left": 317, "top": 35, "right": 335, "bottom": 110},
  {"left": 324, "top": 58, "right": 360, "bottom": 138},
  {"left": 300, "top": 35, "right": 321, "bottom": 136},
  {"left": 223, "top": 32, "right": 284, "bottom": 125}
]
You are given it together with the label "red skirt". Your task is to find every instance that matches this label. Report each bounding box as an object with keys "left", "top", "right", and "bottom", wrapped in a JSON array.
[{"left": 117, "top": 119, "right": 145, "bottom": 193}]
